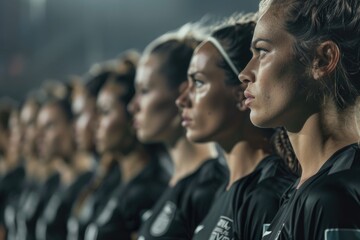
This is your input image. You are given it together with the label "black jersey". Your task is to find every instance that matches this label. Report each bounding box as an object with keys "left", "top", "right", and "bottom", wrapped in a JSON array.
[
  {"left": 137, "top": 158, "right": 228, "bottom": 240},
  {"left": 67, "top": 163, "right": 121, "bottom": 240},
  {"left": 16, "top": 178, "right": 42, "bottom": 240},
  {"left": 19, "top": 173, "right": 61, "bottom": 240},
  {"left": 262, "top": 144, "right": 360, "bottom": 240},
  {"left": 0, "top": 165, "right": 25, "bottom": 239},
  {"left": 83, "top": 159, "right": 170, "bottom": 240},
  {"left": 36, "top": 171, "right": 93, "bottom": 240},
  {"left": 192, "top": 155, "right": 295, "bottom": 240},
  {"left": 0, "top": 165, "right": 25, "bottom": 223}
]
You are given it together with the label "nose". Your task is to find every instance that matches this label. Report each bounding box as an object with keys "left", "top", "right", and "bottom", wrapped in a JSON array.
[
  {"left": 95, "top": 118, "right": 105, "bottom": 139},
  {"left": 175, "top": 83, "right": 191, "bottom": 110},
  {"left": 238, "top": 60, "right": 256, "bottom": 85},
  {"left": 127, "top": 95, "right": 138, "bottom": 115}
]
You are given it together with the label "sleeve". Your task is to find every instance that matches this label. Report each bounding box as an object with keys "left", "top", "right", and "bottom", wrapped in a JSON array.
[
  {"left": 234, "top": 182, "right": 282, "bottom": 240},
  {"left": 186, "top": 179, "right": 224, "bottom": 237},
  {"left": 85, "top": 198, "right": 131, "bottom": 240},
  {"left": 95, "top": 182, "right": 166, "bottom": 240},
  {"left": 297, "top": 181, "right": 360, "bottom": 240},
  {"left": 122, "top": 182, "right": 167, "bottom": 233}
]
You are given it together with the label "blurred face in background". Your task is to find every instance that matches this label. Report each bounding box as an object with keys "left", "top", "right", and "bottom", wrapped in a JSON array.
[
  {"left": 36, "top": 103, "right": 74, "bottom": 162},
  {"left": 7, "top": 110, "right": 23, "bottom": 162},
  {"left": 20, "top": 100, "right": 39, "bottom": 157},
  {"left": 96, "top": 81, "right": 135, "bottom": 154},
  {"left": 129, "top": 54, "right": 182, "bottom": 143},
  {"left": 72, "top": 88, "right": 97, "bottom": 152},
  {"left": 0, "top": 110, "right": 11, "bottom": 156}
]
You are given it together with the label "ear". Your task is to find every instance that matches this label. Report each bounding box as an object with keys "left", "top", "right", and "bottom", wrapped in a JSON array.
[
  {"left": 312, "top": 41, "right": 340, "bottom": 80},
  {"left": 233, "top": 85, "right": 247, "bottom": 112}
]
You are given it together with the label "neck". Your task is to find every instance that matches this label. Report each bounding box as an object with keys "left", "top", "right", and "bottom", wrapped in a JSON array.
[
  {"left": 25, "top": 156, "right": 39, "bottom": 179},
  {"left": 49, "top": 157, "right": 74, "bottom": 185},
  {"left": 166, "top": 136, "right": 217, "bottom": 186},
  {"left": 217, "top": 117, "right": 272, "bottom": 189},
  {"left": 224, "top": 140, "right": 269, "bottom": 190},
  {"left": 73, "top": 151, "right": 95, "bottom": 174},
  {"left": 287, "top": 102, "right": 358, "bottom": 187},
  {"left": 116, "top": 144, "right": 149, "bottom": 184}
]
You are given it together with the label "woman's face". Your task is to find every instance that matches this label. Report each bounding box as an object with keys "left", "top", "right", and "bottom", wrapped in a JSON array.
[
  {"left": 73, "top": 90, "right": 97, "bottom": 152},
  {"left": 176, "top": 42, "right": 245, "bottom": 143},
  {"left": 96, "top": 82, "right": 134, "bottom": 154},
  {"left": 239, "top": 10, "right": 312, "bottom": 129},
  {"left": 129, "top": 54, "right": 182, "bottom": 143},
  {"left": 8, "top": 111, "right": 23, "bottom": 160},
  {"left": 20, "top": 100, "right": 39, "bottom": 157},
  {"left": 36, "top": 103, "right": 73, "bottom": 162}
]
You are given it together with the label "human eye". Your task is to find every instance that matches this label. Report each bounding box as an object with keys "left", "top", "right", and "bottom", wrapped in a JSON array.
[
  {"left": 253, "top": 42, "right": 269, "bottom": 59},
  {"left": 252, "top": 46, "right": 267, "bottom": 58},
  {"left": 135, "top": 85, "right": 150, "bottom": 95},
  {"left": 257, "top": 48, "right": 268, "bottom": 59},
  {"left": 193, "top": 79, "right": 204, "bottom": 88},
  {"left": 188, "top": 74, "right": 204, "bottom": 89},
  {"left": 97, "top": 107, "right": 110, "bottom": 116},
  {"left": 140, "top": 87, "right": 149, "bottom": 95}
]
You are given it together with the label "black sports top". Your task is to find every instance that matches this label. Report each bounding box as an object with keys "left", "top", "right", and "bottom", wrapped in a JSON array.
[
  {"left": 36, "top": 171, "right": 93, "bottom": 240},
  {"left": 137, "top": 158, "right": 228, "bottom": 240},
  {"left": 84, "top": 159, "right": 170, "bottom": 240},
  {"left": 192, "top": 155, "right": 295, "bottom": 240},
  {"left": 262, "top": 144, "right": 360, "bottom": 240}
]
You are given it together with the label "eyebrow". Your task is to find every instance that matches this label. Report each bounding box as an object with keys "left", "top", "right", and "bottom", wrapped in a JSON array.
[
  {"left": 188, "top": 72, "right": 199, "bottom": 79},
  {"left": 251, "top": 38, "right": 273, "bottom": 49}
]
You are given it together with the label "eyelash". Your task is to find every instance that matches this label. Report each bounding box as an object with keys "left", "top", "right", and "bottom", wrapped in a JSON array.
[
  {"left": 193, "top": 79, "right": 204, "bottom": 88},
  {"left": 99, "top": 109, "right": 110, "bottom": 116},
  {"left": 254, "top": 47, "right": 268, "bottom": 58},
  {"left": 140, "top": 89, "right": 149, "bottom": 94},
  {"left": 136, "top": 87, "right": 149, "bottom": 95}
]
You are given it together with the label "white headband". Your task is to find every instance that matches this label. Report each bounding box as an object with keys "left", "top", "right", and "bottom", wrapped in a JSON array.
[{"left": 206, "top": 36, "right": 239, "bottom": 76}]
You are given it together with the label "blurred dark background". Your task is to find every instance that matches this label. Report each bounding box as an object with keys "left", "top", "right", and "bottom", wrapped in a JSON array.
[{"left": 0, "top": 0, "right": 258, "bottom": 101}]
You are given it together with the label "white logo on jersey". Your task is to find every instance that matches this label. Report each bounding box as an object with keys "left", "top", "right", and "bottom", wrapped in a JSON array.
[
  {"left": 263, "top": 230, "right": 272, "bottom": 237},
  {"left": 263, "top": 224, "right": 271, "bottom": 236},
  {"left": 210, "top": 216, "right": 233, "bottom": 240},
  {"left": 150, "top": 201, "right": 176, "bottom": 237},
  {"left": 141, "top": 210, "right": 153, "bottom": 222},
  {"left": 195, "top": 225, "right": 204, "bottom": 234}
]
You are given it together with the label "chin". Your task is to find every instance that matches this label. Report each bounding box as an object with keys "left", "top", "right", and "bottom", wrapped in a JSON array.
[
  {"left": 137, "top": 131, "right": 155, "bottom": 144},
  {"left": 186, "top": 131, "right": 210, "bottom": 144},
  {"left": 250, "top": 112, "right": 279, "bottom": 129}
]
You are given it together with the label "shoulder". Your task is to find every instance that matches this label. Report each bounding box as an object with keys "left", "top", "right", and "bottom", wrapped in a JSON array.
[
  {"left": 304, "top": 169, "right": 360, "bottom": 210},
  {"left": 300, "top": 144, "right": 360, "bottom": 212},
  {"left": 259, "top": 155, "right": 296, "bottom": 182},
  {"left": 283, "top": 169, "right": 360, "bottom": 239},
  {"left": 236, "top": 175, "right": 291, "bottom": 218},
  {"left": 194, "top": 158, "right": 228, "bottom": 185},
  {"left": 186, "top": 159, "right": 227, "bottom": 202},
  {"left": 291, "top": 169, "right": 360, "bottom": 232}
]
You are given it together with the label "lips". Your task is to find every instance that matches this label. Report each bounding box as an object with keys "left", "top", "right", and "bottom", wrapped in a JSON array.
[
  {"left": 132, "top": 117, "right": 141, "bottom": 129},
  {"left": 181, "top": 114, "right": 192, "bottom": 127},
  {"left": 244, "top": 90, "right": 255, "bottom": 107},
  {"left": 132, "top": 119, "right": 139, "bottom": 129}
]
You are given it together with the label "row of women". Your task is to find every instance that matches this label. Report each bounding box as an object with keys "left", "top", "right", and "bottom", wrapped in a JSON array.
[{"left": 0, "top": 0, "right": 360, "bottom": 239}]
